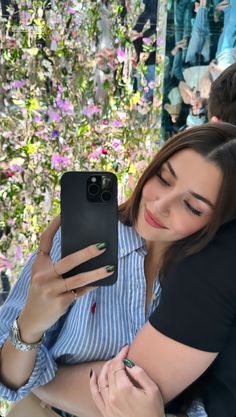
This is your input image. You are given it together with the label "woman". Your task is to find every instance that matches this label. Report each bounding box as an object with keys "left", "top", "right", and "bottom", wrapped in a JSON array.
[{"left": 1, "top": 123, "right": 236, "bottom": 417}]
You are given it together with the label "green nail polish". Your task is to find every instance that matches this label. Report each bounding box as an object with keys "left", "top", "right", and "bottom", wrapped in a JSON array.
[
  {"left": 96, "top": 242, "right": 107, "bottom": 250},
  {"left": 123, "top": 358, "right": 135, "bottom": 368},
  {"left": 106, "top": 265, "right": 116, "bottom": 273}
]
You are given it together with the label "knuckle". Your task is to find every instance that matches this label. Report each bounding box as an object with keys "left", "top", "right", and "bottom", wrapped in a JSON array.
[{"left": 109, "top": 394, "right": 118, "bottom": 407}]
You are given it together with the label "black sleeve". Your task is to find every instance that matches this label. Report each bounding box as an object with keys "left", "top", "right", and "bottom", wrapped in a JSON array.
[{"left": 149, "top": 221, "right": 236, "bottom": 352}]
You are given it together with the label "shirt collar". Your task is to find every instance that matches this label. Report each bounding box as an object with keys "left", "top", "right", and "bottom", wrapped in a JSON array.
[{"left": 118, "top": 221, "right": 146, "bottom": 259}]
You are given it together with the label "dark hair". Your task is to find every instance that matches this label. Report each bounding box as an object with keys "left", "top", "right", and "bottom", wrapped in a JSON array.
[
  {"left": 119, "top": 123, "right": 236, "bottom": 273},
  {"left": 208, "top": 63, "right": 236, "bottom": 125}
]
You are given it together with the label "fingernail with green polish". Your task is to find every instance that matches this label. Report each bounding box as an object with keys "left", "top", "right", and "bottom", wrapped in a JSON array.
[
  {"left": 123, "top": 358, "right": 135, "bottom": 368},
  {"left": 106, "top": 265, "right": 116, "bottom": 273},
  {"left": 96, "top": 242, "right": 107, "bottom": 250}
]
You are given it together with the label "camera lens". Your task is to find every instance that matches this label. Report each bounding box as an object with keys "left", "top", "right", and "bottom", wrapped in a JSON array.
[
  {"left": 101, "top": 176, "right": 112, "bottom": 190},
  {"left": 101, "top": 190, "right": 112, "bottom": 202},
  {"left": 88, "top": 183, "right": 100, "bottom": 196}
]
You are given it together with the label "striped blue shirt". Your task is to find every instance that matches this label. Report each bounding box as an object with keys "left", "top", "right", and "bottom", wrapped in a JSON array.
[{"left": 0, "top": 221, "right": 207, "bottom": 417}]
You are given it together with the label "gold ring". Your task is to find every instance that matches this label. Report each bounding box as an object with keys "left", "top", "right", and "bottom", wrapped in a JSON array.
[
  {"left": 63, "top": 279, "right": 69, "bottom": 292},
  {"left": 112, "top": 367, "right": 124, "bottom": 375},
  {"left": 53, "top": 263, "right": 61, "bottom": 278},
  {"left": 37, "top": 249, "right": 49, "bottom": 256},
  {"left": 71, "top": 289, "right": 78, "bottom": 301},
  {"left": 98, "top": 384, "right": 109, "bottom": 392}
]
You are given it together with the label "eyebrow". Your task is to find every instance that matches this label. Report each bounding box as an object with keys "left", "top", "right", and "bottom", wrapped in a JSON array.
[
  {"left": 166, "top": 161, "right": 177, "bottom": 179},
  {"left": 166, "top": 161, "right": 214, "bottom": 208},
  {"left": 189, "top": 191, "right": 214, "bottom": 208}
]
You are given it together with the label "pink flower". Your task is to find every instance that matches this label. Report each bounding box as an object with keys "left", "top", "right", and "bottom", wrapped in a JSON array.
[
  {"left": 51, "top": 154, "right": 70, "bottom": 171},
  {"left": 143, "top": 37, "right": 151, "bottom": 45},
  {"left": 58, "top": 100, "right": 74, "bottom": 114},
  {"left": 67, "top": 7, "right": 76, "bottom": 14},
  {"left": 82, "top": 105, "right": 101, "bottom": 118},
  {"left": 0, "top": 252, "right": 12, "bottom": 271},
  {"left": 20, "top": 11, "right": 31, "bottom": 26},
  {"left": 111, "top": 139, "right": 122, "bottom": 148},
  {"left": 14, "top": 245, "right": 23, "bottom": 261},
  {"left": 50, "top": 32, "right": 60, "bottom": 51},
  {"left": 11, "top": 80, "right": 26, "bottom": 89},
  {"left": 87, "top": 147, "right": 107, "bottom": 160},
  {"left": 10, "top": 164, "right": 24, "bottom": 172},
  {"left": 113, "top": 120, "right": 123, "bottom": 128},
  {"left": 34, "top": 116, "right": 41, "bottom": 123},
  {"left": 7, "top": 219, "right": 15, "bottom": 226},
  {"left": 117, "top": 48, "right": 126, "bottom": 63},
  {"left": 99, "top": 119, "right": 109, "bottom": 125},
  {"left": 48, "top": 107, "right": 61, "bottom": 122}
]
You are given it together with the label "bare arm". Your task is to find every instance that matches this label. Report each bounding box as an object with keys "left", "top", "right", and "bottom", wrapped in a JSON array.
[{"left": 34, "top": 322, "right": 217, "bottom": 415}]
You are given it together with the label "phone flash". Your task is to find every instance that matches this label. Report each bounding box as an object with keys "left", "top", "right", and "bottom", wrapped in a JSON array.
[{"left": 91, "top": 177, "right": 97, "bottom": 183}]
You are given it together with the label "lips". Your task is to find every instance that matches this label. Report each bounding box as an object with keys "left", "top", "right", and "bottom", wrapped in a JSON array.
[{"left": 144, "top": 207, "right": 168, "bottom": 229}]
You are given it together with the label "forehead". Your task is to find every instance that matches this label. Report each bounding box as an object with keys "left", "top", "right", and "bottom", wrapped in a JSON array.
[{"left": 166, "top": 149, "right": 222, "bottom": 202}]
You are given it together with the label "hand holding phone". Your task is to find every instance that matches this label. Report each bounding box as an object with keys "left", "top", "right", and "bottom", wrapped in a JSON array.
[{"left": 60, "top": 171, "right": 118, "bottom": 286}]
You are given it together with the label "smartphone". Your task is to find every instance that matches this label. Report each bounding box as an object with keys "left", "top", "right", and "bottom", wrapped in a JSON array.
[{"left": 60, "top": 171, "right": 118, "bottom": 286}]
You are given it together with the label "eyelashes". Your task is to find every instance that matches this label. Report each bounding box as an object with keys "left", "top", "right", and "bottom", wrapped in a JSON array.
[
  {"left": 156, "top": 173, "right": 203, "bottom": 217},
  {"left": 183, "top": 200, "right": 202, "bottom": 217}
]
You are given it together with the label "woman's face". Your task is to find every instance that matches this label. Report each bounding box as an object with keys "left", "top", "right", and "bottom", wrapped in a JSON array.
[{"left": 135, "top": 149, "right": 222, "bottom": 243}]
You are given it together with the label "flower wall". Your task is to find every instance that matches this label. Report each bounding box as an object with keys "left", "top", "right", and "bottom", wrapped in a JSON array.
[{"left": 0, "top": 0, "right": 165, "bottom": 282}]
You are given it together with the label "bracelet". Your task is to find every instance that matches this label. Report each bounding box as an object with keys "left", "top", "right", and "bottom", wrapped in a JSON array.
[{"left": 9, "top": 318, "right": 45, "bottom": 351}]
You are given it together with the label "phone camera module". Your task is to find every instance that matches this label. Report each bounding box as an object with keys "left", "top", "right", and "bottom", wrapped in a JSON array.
[
  {"left": 101, "top": 176, "right": 112, "bottom": 190},
  {"left": 101, "top": 190, "right": 112, "bottom": 202},
  {"left": 88, "top": 183, "right": 100, "bottom": 196}
]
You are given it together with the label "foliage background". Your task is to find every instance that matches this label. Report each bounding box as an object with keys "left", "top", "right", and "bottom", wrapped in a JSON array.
[
  {"left": 0, "top": 0, "right": 167, "bottom": 413},
  {"left": 0, "top": 0, "right": 165, "bottom": 285}
]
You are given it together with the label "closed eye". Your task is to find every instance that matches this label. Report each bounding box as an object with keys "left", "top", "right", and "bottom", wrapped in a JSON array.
[
  {"left": 157, "top": 173, "right": 171, "bottom": 187},
  {"left": 184, "top": 200, "right": 202, "bottom": 217}
]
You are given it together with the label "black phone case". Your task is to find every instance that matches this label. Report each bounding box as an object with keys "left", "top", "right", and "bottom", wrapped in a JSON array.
[{"left": 60, "top": 171, "right": 118, "bottom": 286}]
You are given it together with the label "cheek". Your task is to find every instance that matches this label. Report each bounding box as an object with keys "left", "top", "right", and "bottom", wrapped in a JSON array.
[
  {"left": 142, "top": 179, "right": 159, "bottom": 201},
  {"left": 171, "top": 214, "right": 210, "bottom": 238}
]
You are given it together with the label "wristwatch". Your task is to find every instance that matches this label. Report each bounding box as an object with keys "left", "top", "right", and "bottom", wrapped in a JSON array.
[{"left": 9, "top": 318, "right": 44, "bottom": 351}]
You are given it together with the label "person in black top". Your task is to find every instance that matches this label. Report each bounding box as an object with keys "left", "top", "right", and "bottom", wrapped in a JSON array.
[
  {"left": 132, "top": 0, "right": 158, "bottom": 101},
  {"left": 89, "top": 65, "right": 236, "bottom": 417}
]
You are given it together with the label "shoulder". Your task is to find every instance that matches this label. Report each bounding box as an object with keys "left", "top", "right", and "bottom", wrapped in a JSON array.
[
  {"left": 167, "top": 219, "right": 236, "bottom": 284},
  {"left": 149, "top": 220, "right": 236, "bottom": 351}
]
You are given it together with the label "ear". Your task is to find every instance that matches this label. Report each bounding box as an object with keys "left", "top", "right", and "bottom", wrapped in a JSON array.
[{"left": 210, "top": 116, "right": 222, "bottom": 123}]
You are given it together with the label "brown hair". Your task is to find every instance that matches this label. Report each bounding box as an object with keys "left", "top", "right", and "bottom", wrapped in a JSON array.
[
  {"left": 208, "top": 63, "right": 236, "bottom": 125},
  {"left": 119, "top": 123, "right": 236, "bottom": 273}
]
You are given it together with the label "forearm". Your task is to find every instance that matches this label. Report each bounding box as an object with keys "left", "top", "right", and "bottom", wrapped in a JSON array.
[
  {"left": 0, "top": 317, "right": 44, "bottom": 390},
  {"left": 0, "top": 339, "right": 37, "bottom": 390},
  {"left": 34, "top": 362, "right": 104, "bottom": 417}
]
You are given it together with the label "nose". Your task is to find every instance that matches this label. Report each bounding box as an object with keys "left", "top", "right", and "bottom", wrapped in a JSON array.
[{"left": 153, "top": 191, "right": 177, "bottom": 217}]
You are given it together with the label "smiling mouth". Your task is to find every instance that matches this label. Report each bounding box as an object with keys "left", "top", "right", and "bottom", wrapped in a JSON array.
[{"left": 144, "top": 208, "right": 168, "bottom": 229}]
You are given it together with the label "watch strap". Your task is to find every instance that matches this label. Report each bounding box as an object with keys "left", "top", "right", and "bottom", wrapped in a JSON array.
[{"left": 9, "top": 318, "right": 44, "bottom": 351}]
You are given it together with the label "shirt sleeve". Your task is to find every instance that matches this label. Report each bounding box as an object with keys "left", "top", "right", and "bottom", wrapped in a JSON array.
[
  {"left": 0, "top": 229, "right": 61, "bottom": 401},
  {"left": 149, "top": 224, "right": 236, "bottom": 352}
]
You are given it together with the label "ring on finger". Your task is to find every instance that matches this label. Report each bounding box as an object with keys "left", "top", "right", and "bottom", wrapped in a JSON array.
[
  {"left": 37, "top": 248, "right": 49, "bottom": 256},
  {"left": 53, "top": 263, "right": 61, "bottom": 278},
  {"left": 112, "top": 367, "right": 124, "bottom": 375},
  {"left": 63, "top": 279, "right": 69, "bottom": 292},
  {"left": 71, "top": 289, "right": 79, "bottom": 301},
  {"left": 98, "top": 384, "right": 109, "bottom": 392}
]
